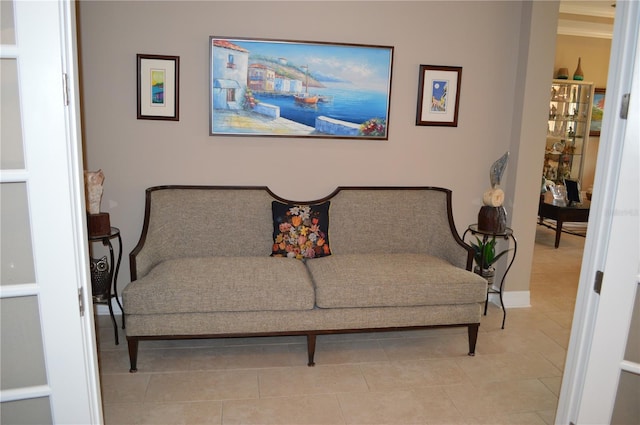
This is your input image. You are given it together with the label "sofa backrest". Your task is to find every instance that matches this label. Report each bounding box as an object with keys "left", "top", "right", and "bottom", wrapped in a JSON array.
[
  {"left": 131, "top": 186, "right": 275, "bottom": 280},
  {"left": 327, "top": 187, "right": 468, "bottom": 268},
  {"left": 131, "top": 185, "right": 471, "bottom": 280}
]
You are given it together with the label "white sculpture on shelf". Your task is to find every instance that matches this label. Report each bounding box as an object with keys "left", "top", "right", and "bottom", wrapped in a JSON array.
[
  {"left": 478, "top": 152, "right": 509, "bottom": 233},
  {"left": 84, "top": 169, "right": 110, "bottom": 236},
  {"left": 482, "top": 151, "right": 508, "bottom": 208},
  {"left": 84, "top": 169, "right": 105, "bottom": 214}
]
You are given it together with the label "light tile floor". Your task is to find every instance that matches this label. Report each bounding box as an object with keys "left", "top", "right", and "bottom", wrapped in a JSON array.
[{"left": 96, "top": 225, "right": 585, "bottom": 424}]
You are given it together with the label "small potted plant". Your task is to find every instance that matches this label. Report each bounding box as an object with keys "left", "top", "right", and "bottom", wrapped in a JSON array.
[{"left": 470, "top": 236, "right": 511, "bottom": 285}]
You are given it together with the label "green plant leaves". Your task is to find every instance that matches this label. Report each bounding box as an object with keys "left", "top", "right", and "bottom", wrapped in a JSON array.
[{"left": 470, "top": 236, "right": 511, "bottom": 269}]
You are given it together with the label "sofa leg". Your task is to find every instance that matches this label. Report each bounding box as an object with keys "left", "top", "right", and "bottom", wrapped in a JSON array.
[
  {"left": 467, "top": 324, "right": 479, "bottom": 356},
  {"left": 306, "top": 333, "right": 316, "bottom": 367},
  {"left": 127, "top": 337, "right": 139, "bottom": 373}
]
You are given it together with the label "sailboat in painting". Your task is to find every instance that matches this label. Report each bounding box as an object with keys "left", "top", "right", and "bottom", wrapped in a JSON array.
[
  {"left": 294, "top": 65, "right": 318, "bottom": 104},
  {"left": 294, "top": 93, "right": 318, "bottom": 104}
]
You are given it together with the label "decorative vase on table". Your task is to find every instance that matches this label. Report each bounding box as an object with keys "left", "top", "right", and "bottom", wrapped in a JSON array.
[
  {"left": 474, "top": 266, "right": 495, "bottom": 287},
  {"left": 556, "top": 67, "right": 569, "bottom": 80},
  {"left": 573, "top": 57, "right": 584, "bottom": 81},
  {"left": 478, "top": 205, "right": 507, "bottom": 234}
]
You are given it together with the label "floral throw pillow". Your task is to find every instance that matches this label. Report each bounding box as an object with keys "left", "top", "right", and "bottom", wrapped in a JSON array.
[{"left": 271, "top": 201, "right": 331, "bottom": 259}]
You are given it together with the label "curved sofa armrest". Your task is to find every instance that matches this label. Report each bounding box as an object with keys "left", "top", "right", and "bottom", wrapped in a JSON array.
[
  {"left": 129, "top": 187, "right": 156, "bottom": 282},
  {"left": 440, "top": 190, "right": 475, "bottom": 271}
]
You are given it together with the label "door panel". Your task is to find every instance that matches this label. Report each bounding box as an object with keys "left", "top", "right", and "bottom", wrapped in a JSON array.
[
  {"left": 611, "top": 369, "right": 640, "bottom": 424},
  {"left": 0, "top": 0, "right": 15, "bottom": 44},
  {"left": 0, "top": 58, "right": 25, "bottom": 169},
  {"left": 610, "top": 283, "right": 640, "bottom": 423},
  {"left": 0, "top": 296, "right": 47, "bottom": 390},
  {"left": 0, "top": 182, "right": 35, "bottom": 285},
  {"left": 1, "top": 398, "right": 53, "bottom": 425},
  {"left": 0, "top": 0, "right": 102, "bottom": 423}
]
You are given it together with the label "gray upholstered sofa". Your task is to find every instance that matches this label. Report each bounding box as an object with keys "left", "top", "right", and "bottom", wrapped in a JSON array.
[{"left": 123, "top": 186, "right": 487, "bottom": 372}]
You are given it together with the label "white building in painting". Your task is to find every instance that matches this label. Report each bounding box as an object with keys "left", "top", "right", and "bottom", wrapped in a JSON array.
[{"left": 211, "top": 39, "right": 249, "bottom": 110}]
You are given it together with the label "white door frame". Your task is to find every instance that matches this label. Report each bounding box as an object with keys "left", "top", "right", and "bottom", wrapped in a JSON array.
[
  {"left": 555, "top": 1, "right": 640, "bottom": 423},
  {"left": 577, "top": 41, "right": 639, "bottom": 422},
  {"left": 0, "top": 1, "right": 102, "bottom": 423}
]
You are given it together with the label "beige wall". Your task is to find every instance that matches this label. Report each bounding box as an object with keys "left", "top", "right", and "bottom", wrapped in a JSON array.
[
  {"left": 554, "top": 34, "right": 611, "bottom": 190},
  {"left": 554, "top": 35, "right": 611, "bottom": 87},
  {"left": 78, "top": 1, "right": 559, "bottom": 297}
]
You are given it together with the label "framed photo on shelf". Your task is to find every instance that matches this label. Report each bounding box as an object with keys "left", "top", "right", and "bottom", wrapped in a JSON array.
[
  {"left": 416, "top": 65, "right": 462, "bottom": 127},
  {"left": 590, "top": 88, "right": 605, "bottom": 136},
  {"left": 209, "top": 36, "right": 394, "bottom": 139},
  {"left": 137, "top": 54, "right": 179, "bottom": 121}
]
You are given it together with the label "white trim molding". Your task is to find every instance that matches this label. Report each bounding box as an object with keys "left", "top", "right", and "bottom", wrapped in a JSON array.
[
  {"left": 559, "top": 1, "right": 616, "bottom": 19},
  {"left": 489, "top": 289, "right": 531, "bottom": 309},
  {"left": 558, "top": 18, "right": 613, "bottom": 39},
  {"left": 558, "top": 0, "right": 615, "bottom": 38}
]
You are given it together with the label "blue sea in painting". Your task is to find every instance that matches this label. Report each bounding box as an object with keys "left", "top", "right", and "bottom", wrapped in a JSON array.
[
  {"left": 152, "top": 85, "right": 164, "bottom": 104},
  {"left": 253, "top": 83, "right": 388, "bottom": 128}
]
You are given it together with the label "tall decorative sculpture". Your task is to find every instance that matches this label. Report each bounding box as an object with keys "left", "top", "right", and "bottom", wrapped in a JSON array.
[
  {"left": 84, "top": 169, "right": 110, "bottom": 236},
  {"left": 478, "top": 152, "right": 509, "bottom": 233}
]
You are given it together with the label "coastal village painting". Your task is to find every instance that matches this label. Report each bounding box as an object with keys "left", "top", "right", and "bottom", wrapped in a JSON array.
[{"left": 210, "top": 37, "right": 393, "bottom": 139}]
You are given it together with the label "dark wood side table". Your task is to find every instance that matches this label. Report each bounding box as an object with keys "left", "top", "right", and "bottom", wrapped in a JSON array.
[
  {"left": 538, "top": 198, "right": 590, "bottom": 248},
  {"left": 463, "top": 224, "right": 517, "bottom": 329},
  {"left": 89, "top": 227, "right": 125, "bottom": 344}
]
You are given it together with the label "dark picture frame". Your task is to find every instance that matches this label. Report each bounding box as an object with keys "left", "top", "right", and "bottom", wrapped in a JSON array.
[
  {"left": 590, "top": 88, "right": 605, "bottom": 136},
  {"left": 209, "top": 36, "right": 394, "bottom": 139},
  {"left": 137, "top": 54, "right": 179, "bottom": 121},
  {"left": 416, "top": 65, "right": 462, "bottom": 127}
]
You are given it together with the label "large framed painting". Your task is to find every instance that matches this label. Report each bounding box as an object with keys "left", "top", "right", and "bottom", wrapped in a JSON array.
[
  {"left": 209, "top": 36, "right": 394, "bottom": 140},
  {"left": 590, "top": 88, "right": 605, "bottom": 136},
  {"left": 415, "top": 65, "right": 462, "bottom": 127}
]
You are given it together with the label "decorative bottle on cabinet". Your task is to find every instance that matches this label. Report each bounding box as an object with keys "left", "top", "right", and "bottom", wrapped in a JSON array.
[
  {"left": 573, "top": 57, "right": 584, "bottom": 81},
  {"left": 544, "top": 79, "right": 594, "bottom": 184}
]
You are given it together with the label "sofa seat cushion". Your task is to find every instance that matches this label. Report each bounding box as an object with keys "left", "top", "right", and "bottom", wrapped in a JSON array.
[
  {"left": 306, "top": 253, "right": 487, "bottom": 308},
  {"left": 123, "top": 257, "right": 315, "bottom": 315}
]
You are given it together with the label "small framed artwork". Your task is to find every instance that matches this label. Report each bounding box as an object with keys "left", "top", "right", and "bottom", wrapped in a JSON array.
[
  {"left": 137, "top": 54, "right": 179, "bottom": 121},
  {"left": 416, "top": 65, "right": 462, "bottom": 127},
  {"left": 590, "top": 88, "right": 605, "bottom": 136}
]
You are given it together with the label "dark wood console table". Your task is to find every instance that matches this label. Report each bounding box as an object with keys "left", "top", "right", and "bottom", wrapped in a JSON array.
[{"left": 538, "top": 198, "right": 590, "bottom": 248}]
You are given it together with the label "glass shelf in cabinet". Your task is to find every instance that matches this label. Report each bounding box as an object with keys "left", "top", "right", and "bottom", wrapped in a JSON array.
[
  {"left": 546, "top": 151, "right": 579, "bottom": 156},
  {"left": 549, "top": 99, "right": 589, "bottom": 105},
  {"left": 546, "top": 136, "right": 582, "bottom": 142},
  {"left": 548, "top": 118, "right": 586, "bottom": 122}
]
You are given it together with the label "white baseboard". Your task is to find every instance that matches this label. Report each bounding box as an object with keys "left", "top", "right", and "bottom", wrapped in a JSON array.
[
  {"left": 488, "top": 289, "right": 531, "bottom": 308},
  {"left": 94, "top": 298, "right": 123, "bottom": 315}
]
